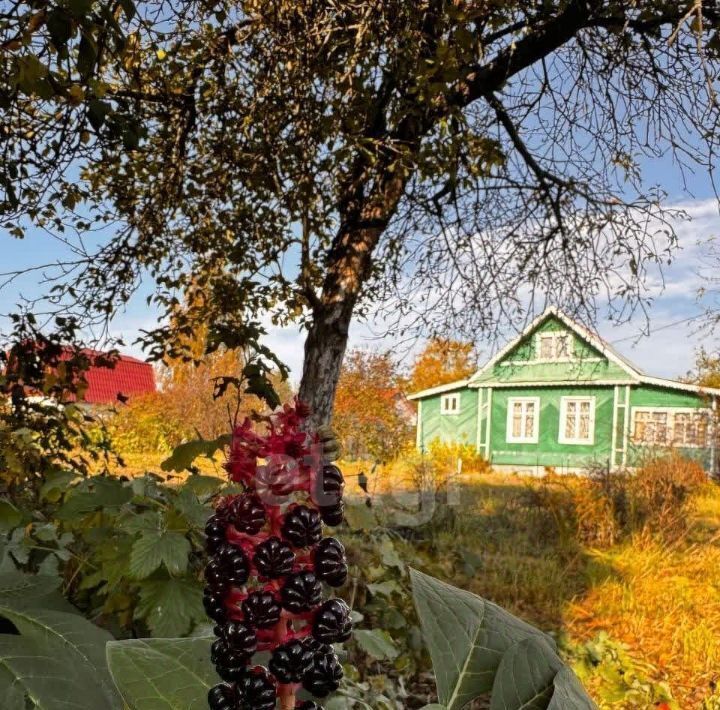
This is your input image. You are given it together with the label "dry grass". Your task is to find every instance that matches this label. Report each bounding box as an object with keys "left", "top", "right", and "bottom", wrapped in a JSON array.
[{"left": 565, "top": 484, "right": 720, "bottom": 706}]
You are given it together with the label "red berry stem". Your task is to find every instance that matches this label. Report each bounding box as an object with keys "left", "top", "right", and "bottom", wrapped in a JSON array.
[{"left": 205, "top": 400, "right": 352, "bottom": 710}]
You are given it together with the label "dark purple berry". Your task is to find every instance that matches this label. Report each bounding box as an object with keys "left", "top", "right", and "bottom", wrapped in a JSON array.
[
  {"left": 314, "top": 538, "right": 348, "bottom": 587},
  {"left": 269, "top": 639, "right": 314, "bottom": 683},
  {"left": 303, "top": 636, "right": 332, "bottom": 656},
  {"left": 203, "top": 588, "right": 227, "bottom": 624},
  {"left": 312, "top": 464, "right": 344, "bottom": 507},
  {"left": 254, "top": 536, "right": 296, "bottom": 579},
  {"left": 302, "top": 649, "right": 343, "bottom": 698},
  {"left": 223, "top": 493, "right": 266, "bottom": 534},
  {"left": 211, "top": 637, "right": 251, "bottom": 682},
  {"left": 208, "top": 682, "right": 237, "bottom": 710},
  {"left": 318, "top": 502, "right": 344, "bottom": 527},
  {"left": 281, "top": 506, "right": 322, "bottom": 548},
  {"left": 242, "top": 591, "right": 282, "bottom": 629},
  {"left": 215, "top": 621, "right": 257, "bottom": 658},
  {"left": 281, "top": 571, "right": 323, "bottom": 613},
  {"left": 312, "top": 599, "right": 352, "bottom": 644},
  {"left": 205, "top": 516, "right": 227, "bottom": 554},
  {"left": 205, "top": 544, "right": 250, "bottom": 590},
  {"left": 236, "top": 667, "right": 276, "bottom": 710},
  {"left": 296, "top": 703, "right": 323, "bottom": 710}
]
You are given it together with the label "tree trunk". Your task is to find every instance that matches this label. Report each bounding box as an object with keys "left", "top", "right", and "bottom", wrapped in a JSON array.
[{"left": 298, "top": 299, "right": 354, "bottom": 429}]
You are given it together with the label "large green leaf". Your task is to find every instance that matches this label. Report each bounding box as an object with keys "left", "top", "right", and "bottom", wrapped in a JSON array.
[
  {"left": 410, "top": 569, "right": 595, "bottom": 710},
  {"left": 547, "top": 668, "right": 596, "bottom": 710},
  {"left": 0, "top": 572, "right": 70, "bottom": 611},
  {"left": 135, "top": 577, "right": 205, "bottom": 637},
  {"left": 489, "top": 637, "right": 562, "bottom": 710},
  {"left": 0, "top": 572, "right": 122, "bottom": 709},
  {"left": 161, "top": 435, "right": 230, "bottom": 472},
  {"left": 410, "top": 569, "right": 552, "bottom": 709},
  {"left": 107, "top": 637, "right": 219, "bottom": 709}
]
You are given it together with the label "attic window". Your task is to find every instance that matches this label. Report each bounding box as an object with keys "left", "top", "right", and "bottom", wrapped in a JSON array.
[
  {"left": 440, "top": 393, "right": 461, "bottom": 415},
  {"left": 537, "top": 332, "right": 571, "bottom": 361}
]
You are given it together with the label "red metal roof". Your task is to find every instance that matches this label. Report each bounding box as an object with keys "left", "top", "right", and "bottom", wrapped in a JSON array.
[{"left": 82, "top": 352, "right": 156, "bottom": 404}]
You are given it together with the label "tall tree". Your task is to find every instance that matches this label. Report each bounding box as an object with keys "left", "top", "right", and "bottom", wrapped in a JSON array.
[
  {"left": 3, "top": 1, "right": 720, "bottom": 425},
  {"left": 407, "top": 338, "right": 478, "bottom": 393}
]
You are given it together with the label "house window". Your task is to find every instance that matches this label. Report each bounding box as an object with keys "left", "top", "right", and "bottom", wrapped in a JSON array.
[
  {"left": 673, "top": 412, "right": 708, "bottom": 447},
  {"left": 559, "top": 397, "right": 595, "bottom": 445},
  {"left": 441, "top": 393, "right": 461, "bottom": 415},
  {"left": 632, "top": 408, "right": 709, "bottom": 448},
  {"left": 537, "top": 332, "right": 571, "bottom": 361},
  {"left": 506, "top": 397, "right": 540, "bottom": 443}
]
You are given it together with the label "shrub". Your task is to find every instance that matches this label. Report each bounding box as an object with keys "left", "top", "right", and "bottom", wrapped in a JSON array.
[
  {"left": 524, "top": 452, "right": 708, "bottom": 548},
  {"left": 425, "top": 439, "right": 490, "bottom": 476},
  {"left": 627, "top": 450, "right": 707, "bottom": 538}
]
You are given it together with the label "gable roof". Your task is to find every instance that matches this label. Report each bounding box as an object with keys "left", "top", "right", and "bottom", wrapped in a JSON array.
[
  {"left": 408, "top": 307, "right": 720, "bottom": 399},
  {"left": 469, "top": 306, "right": 643, "bottom": 381}
]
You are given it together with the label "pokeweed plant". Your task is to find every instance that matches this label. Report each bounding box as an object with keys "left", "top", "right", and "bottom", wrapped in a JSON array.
[{"left": 204, "top": 400, "right": 351, "bottom": 710}]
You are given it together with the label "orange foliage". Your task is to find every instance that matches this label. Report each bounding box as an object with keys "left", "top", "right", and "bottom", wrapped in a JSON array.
[
  {"left": 407, "top": 337, "right": 478, "bottom": 393},
  {"left": 332, "top": 349, "right": 412, "bottom": 462}
]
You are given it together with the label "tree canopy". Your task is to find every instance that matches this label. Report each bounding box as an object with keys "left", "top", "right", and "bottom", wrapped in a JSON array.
[
  {"left": 2, "top": 1, "right": 720, "bottom": 421},
  {"left": 407, "top": 338, "right": 478, "bottom": 394}
]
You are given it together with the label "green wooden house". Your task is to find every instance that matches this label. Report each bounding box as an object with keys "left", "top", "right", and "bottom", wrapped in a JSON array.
[{"left": 409, "top": 307, "right": 720, "bottom": 474}]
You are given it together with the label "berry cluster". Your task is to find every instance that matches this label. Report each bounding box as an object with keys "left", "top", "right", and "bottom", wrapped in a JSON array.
[{"left": 206, "top": 401, "right": 351, "bottom": 710}]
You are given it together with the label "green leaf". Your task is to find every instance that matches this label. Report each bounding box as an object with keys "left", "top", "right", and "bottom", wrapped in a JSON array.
[
  {"left": 161, "top": 435, "right": 230, "bottom": 472},
  {"left": 489, "top": 637, "right": 562, "bottom": 710},
  {"left": 107, "top": 637, "right": 219, "bottom": 708},
  {"left": 547, "top": 668, "right": 596, "bottom": 709},
  {"left": 410, "top": 569, "right": 557, "bottom": 710},
  {"left": 47, "top": 9, "right": 74, "bottom": 48},
  {"left": 56, "top": 476, "right": 132, "bottom": 520},
  {"left": 0, "top": 501, "right": 22, "bottom": 533},
  {"left": 182, "top": 474, "right": 224, "bottom": 499},
  {"left": 0, "top": 572, "right": 65, "bottom": 608},
  {"left": 77, "top": 32, "right": 98, "bottom": 78},
  {"left": 129, "top": 530, "right": 191, "bottom": 579},
  {"left": 354, "top": 629, "right": 400, "bottom": 661},
  {"left": 135, "top": 578, "right": 204, "bottom": 637},
  {"left": 87, "top": 98, "right": 111, "bottom": 131},
  {"left": 366, "top": 580, "right": 401, "bottom": 598},
  {"left": 0, "top": 572, "right": 121, "bottom": 708},
  {"left": 379, "top": 537, "right": 404, "bottom": 571}
]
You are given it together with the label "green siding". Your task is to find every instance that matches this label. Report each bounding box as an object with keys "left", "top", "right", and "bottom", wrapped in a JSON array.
[
  {"left": 417, "top": 387, "right": 478, "bottom": 450},
  {"left": 489, "top": 386, "right": 614, "bottom": 469},
  {"left": 473, "top": 315, "right": 632, "bottom": 385},
  {"left": 630, "top": 384, "right": 710, "bottom": 409}
]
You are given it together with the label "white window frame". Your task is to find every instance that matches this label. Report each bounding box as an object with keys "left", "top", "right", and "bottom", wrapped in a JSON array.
[
  {"left": 631, "top": 406, "right": 711, "bottom": 449},
  {"left": 506, "top": 397, "right": 540, "bottom": 443},
  {"left": 440, "top": 393, "right": 461, "bottom": 416},
  {"left": 535, "top": 332, "right": 574, "bottom": 363},
  {"left": 559, "top": 396, "right": 596, "bottom": 445}
]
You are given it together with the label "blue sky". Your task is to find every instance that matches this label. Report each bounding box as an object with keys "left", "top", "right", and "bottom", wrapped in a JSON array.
[{"left": 1, "top": 155, "right": 718, "bottom": 385}]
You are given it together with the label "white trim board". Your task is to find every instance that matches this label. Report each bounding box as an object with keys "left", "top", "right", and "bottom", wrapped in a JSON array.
[{"left": 406, "top": 379, "right": 469, "bottom": 400}]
